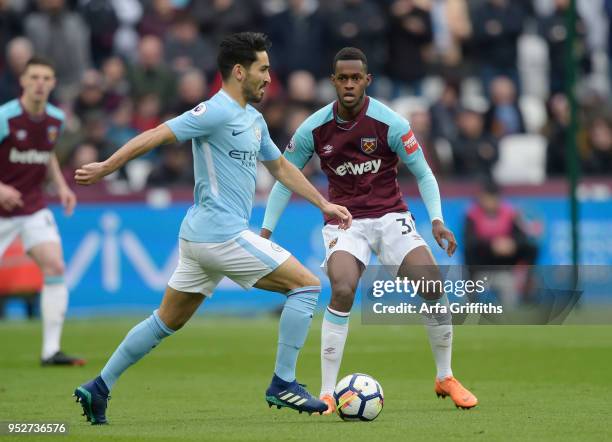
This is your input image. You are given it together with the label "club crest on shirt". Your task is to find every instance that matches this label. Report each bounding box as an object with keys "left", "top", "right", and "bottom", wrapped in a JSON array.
[
  {"left": 254, "top": 126, "right": 262, "bottom": 142},
  {"left": 328, "top": 237, "right": 338, "bottom": 249},
  {"left": 361, "top": 137, "right": 377, "bottom": 154},
  {"left": 16, "top": 129, "right": 27, "bottom": 141},
  {"left": 47, "top": 126, "right": 58, "bottom": 143}
]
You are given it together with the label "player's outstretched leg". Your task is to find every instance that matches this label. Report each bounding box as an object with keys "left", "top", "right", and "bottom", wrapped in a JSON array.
[
  {"left": 255, "top": 257, "right": 328, "bottom": 415},
  {"left": 320, "top": 251, "right": 363, "bottom": 415},
  {"left": 399, "top": 247, "right": 478, "bottom": 409},
  {"left": 74, "top": 287, "right": 203, "bottom": 424},
  {"left": 29, "top": 242, "right": 86, "bottom": 366}
]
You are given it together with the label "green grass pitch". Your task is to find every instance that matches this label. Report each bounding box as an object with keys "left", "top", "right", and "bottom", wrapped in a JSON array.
[{"left": 1, "top": 316, "right": 611, "bottom": 441}]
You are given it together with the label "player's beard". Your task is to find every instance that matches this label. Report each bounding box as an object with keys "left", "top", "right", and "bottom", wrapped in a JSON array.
[{"left": 243, "top": 79, "right": 265, "bottom": 104}]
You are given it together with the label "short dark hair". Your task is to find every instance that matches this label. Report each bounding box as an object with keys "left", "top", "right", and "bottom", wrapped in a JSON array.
[
  {"left": 217, "top": 32, "right": 271, "bottom": 80},
  {"left": 24, "top": 56, "right": 55, "bottom": 72},
  {"left": 333, "top": 47, "right": 368, "bottom": 72}
]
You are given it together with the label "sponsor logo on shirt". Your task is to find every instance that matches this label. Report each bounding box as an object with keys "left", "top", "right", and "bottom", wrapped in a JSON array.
[
  {"left": 228, "top": 149, "right": 257, "bottom": 168},
  {"left": 334, "top": 159, "right": 381, "bottom": 176},
  {"left": 9, "top": 147, "right": 51, "bottom": 164},
  {"left": 360, "top": 137, "right": 377, "bottom": 154},
  {"left": 401, "top": 130, "right": 419, "bottom": 155},
  {"left": 191, "top": 103, "right": 207, "bottom": 116}
]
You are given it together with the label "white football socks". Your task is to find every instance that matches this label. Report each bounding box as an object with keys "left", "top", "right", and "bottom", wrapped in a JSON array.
[
  {"left": 41, "top": 277, "right": 69, "bottom": 359},
  {"left": 320, "top": 307, "right": 350, "bottom": 396},
  {"left": 421, "top": 295, "right": 453, "bottom": 380}
]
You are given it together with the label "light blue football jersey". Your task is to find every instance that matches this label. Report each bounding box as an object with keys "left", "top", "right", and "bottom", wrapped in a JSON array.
[{"left": 166, "top": 90, "right": 281, "bottom": 242}]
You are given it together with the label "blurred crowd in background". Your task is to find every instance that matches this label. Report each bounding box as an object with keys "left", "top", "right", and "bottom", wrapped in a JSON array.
[{"left": 1, "top": 0, "right": 611, "bottom": 193}]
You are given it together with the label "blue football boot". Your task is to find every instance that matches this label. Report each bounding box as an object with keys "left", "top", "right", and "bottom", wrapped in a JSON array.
[
  {"left": 265, "top": 374, "right": 328, "bottom": 415},
  {"left": 74, "top": 376, "right": 110, "bottom": 425}
]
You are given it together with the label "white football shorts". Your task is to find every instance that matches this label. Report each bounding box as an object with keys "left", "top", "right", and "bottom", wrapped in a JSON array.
[
  {"left": 168, "top": 229, "right": 291, "bottom": 296},
  {"left": 321, "top": 211, "right": 429, "bottom": 269},
  {"left": 0, "top": 208, "right": 61, "bottom": 255}
]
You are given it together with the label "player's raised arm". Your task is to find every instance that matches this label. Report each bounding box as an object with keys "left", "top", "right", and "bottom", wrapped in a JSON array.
[
  {"left": 75, "top": 123, "right": 176, "bottom": 185},
  {"left": 262, "top": 156, "right": 352, "bottom": 231},
  {"left": 391, "top": 124, "right": 457, "bottom": 256}
]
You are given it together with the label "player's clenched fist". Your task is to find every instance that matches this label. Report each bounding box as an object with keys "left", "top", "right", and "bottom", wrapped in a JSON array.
[
  {"left": 75, "top": 162, "right": 110, "bottom": 185},
  {"left": 321, "top": 202, "right": 352, "bottom": 230},
  {"left": 0, "top": 183, "right": 24, "bottom": 212}
]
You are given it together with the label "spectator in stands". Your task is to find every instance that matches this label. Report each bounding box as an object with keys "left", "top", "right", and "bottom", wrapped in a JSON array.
[
  {"left": 0, "top": 37, "right": 32, "bottom": 104},
  {"left": 25, "top": 0, "right": 91, "bottom": 102},
  {"left": 164, "top": 14, "right": 216, "bottom": 75},
  {"left": 265, "top": 0, "right": 327, "bottom": 80},
  {"left": 485, "top": 76, "right": 525, "bottom": 138},
  {"left": 132, "top": 94, "right": 162, "bottom": 133},
  {"left": 262, "top": 99, "right": 290, "bottom": 151},
  {"left": 582, "top": 116, "right": 612, "bottom": 175},
  {"left": 101, "top": 56, "right": 130, "bottom": 112},
  {"left": 464, "top": 180, "right": 538, "bottom": 267},
  {"left": 138, "top": 0, "right": 176, "bottom": 39},
  {"left": 543, "top": 93, "right": 570, "bottom": 176},
  {"left": 0, "top": 0, "right": 23, "bottom": 73},
  {"left": 430, "top": 0, "right": 471, "bottom": 76},
  {"left": 106, "top": 99, "right": 138, "bottom": 151},
  {"left": 430, "top": 78, "right": 461, "bottom": 143},
  {"left": 325, "top": 0, "right": 387, "bottom": 76},
  {"left": 169, "top": 68, "right": 208, "bottom": 115},
  {"left": 191, "top": 0, "right": 262, "bottom": 47},
  {"left": 128, "top": 35, "right": 176, "bottom": 112},
  {"left": 387, "top": 0, "right": 434, "bottom": 96},
  {"left": 78, "top": 0, "right": 119, "bottom": 67},
  {"left": 406, "top": 102, "right": 447, "bottom": 176},
  {"left": 538, "top": 0, "right": 590, "bottom": 95},
  {"left": 146, "top": 143, "right": 194, "bottom": 188},
  {"left": 452, "top": 102, "right": 498, "bottom": 177},
  {"left": 73, "top": 69, "right": 107, "bottom": 123},
  {"left": 469, "top": 0, "right": 526, "bottom": 93},
  {"left": 286, "top": 70, "right": 318, "bottom": 110}
]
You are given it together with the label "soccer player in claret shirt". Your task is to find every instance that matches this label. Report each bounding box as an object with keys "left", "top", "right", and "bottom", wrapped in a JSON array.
[
  {"left": 0, "top": 57, "right": 83, "bottom": 366},
  {"left": 262, "top": 47, "right": 478, "bottom": 413},
  {"left": 73, "top": 32, "right": 352, "bottom": 425}
]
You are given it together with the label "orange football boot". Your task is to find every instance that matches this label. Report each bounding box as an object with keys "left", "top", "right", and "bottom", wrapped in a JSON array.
[
  {"left": 435, "top": 376, "right": 478, "bottom": 409},
  {"left": 319, "top": 394, "right": 336, "bottom": 415}
]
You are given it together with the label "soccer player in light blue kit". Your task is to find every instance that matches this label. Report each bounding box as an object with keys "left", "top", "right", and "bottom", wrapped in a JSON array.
[{"left": 73, "top": 33, "right": 351, "bottom": 425}]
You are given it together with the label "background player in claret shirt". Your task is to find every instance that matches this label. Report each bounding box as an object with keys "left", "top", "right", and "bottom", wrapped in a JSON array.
[
  {"left": 262, "top": 47, "right": 478, "bottom": 413},
  {"left": 0, "top": 57, "right": 83, "bottom": 366},
  {"left": 73, "top": 32, "right": 352, "bottom": 425}
]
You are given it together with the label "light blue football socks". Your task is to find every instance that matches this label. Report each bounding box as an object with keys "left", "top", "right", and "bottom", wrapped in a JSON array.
[
  {"left": 274, "top": 286, "right": 320, "bottom": 382},
  {"left": 100, "top": 310, "right": 175, "bottom": 390}
]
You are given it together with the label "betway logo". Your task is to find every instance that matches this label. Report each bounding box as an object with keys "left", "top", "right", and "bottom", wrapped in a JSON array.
[
  {"left": 335, "top": 159, "right": 381, "bottom": 176},
  {"left": 9, "top": 147, "right": 51, "bottom": 164}
]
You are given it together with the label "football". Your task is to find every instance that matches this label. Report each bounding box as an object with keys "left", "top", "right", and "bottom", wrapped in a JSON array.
[{"left": 333, "top": 373, "right": 384, "bottom": 421}]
